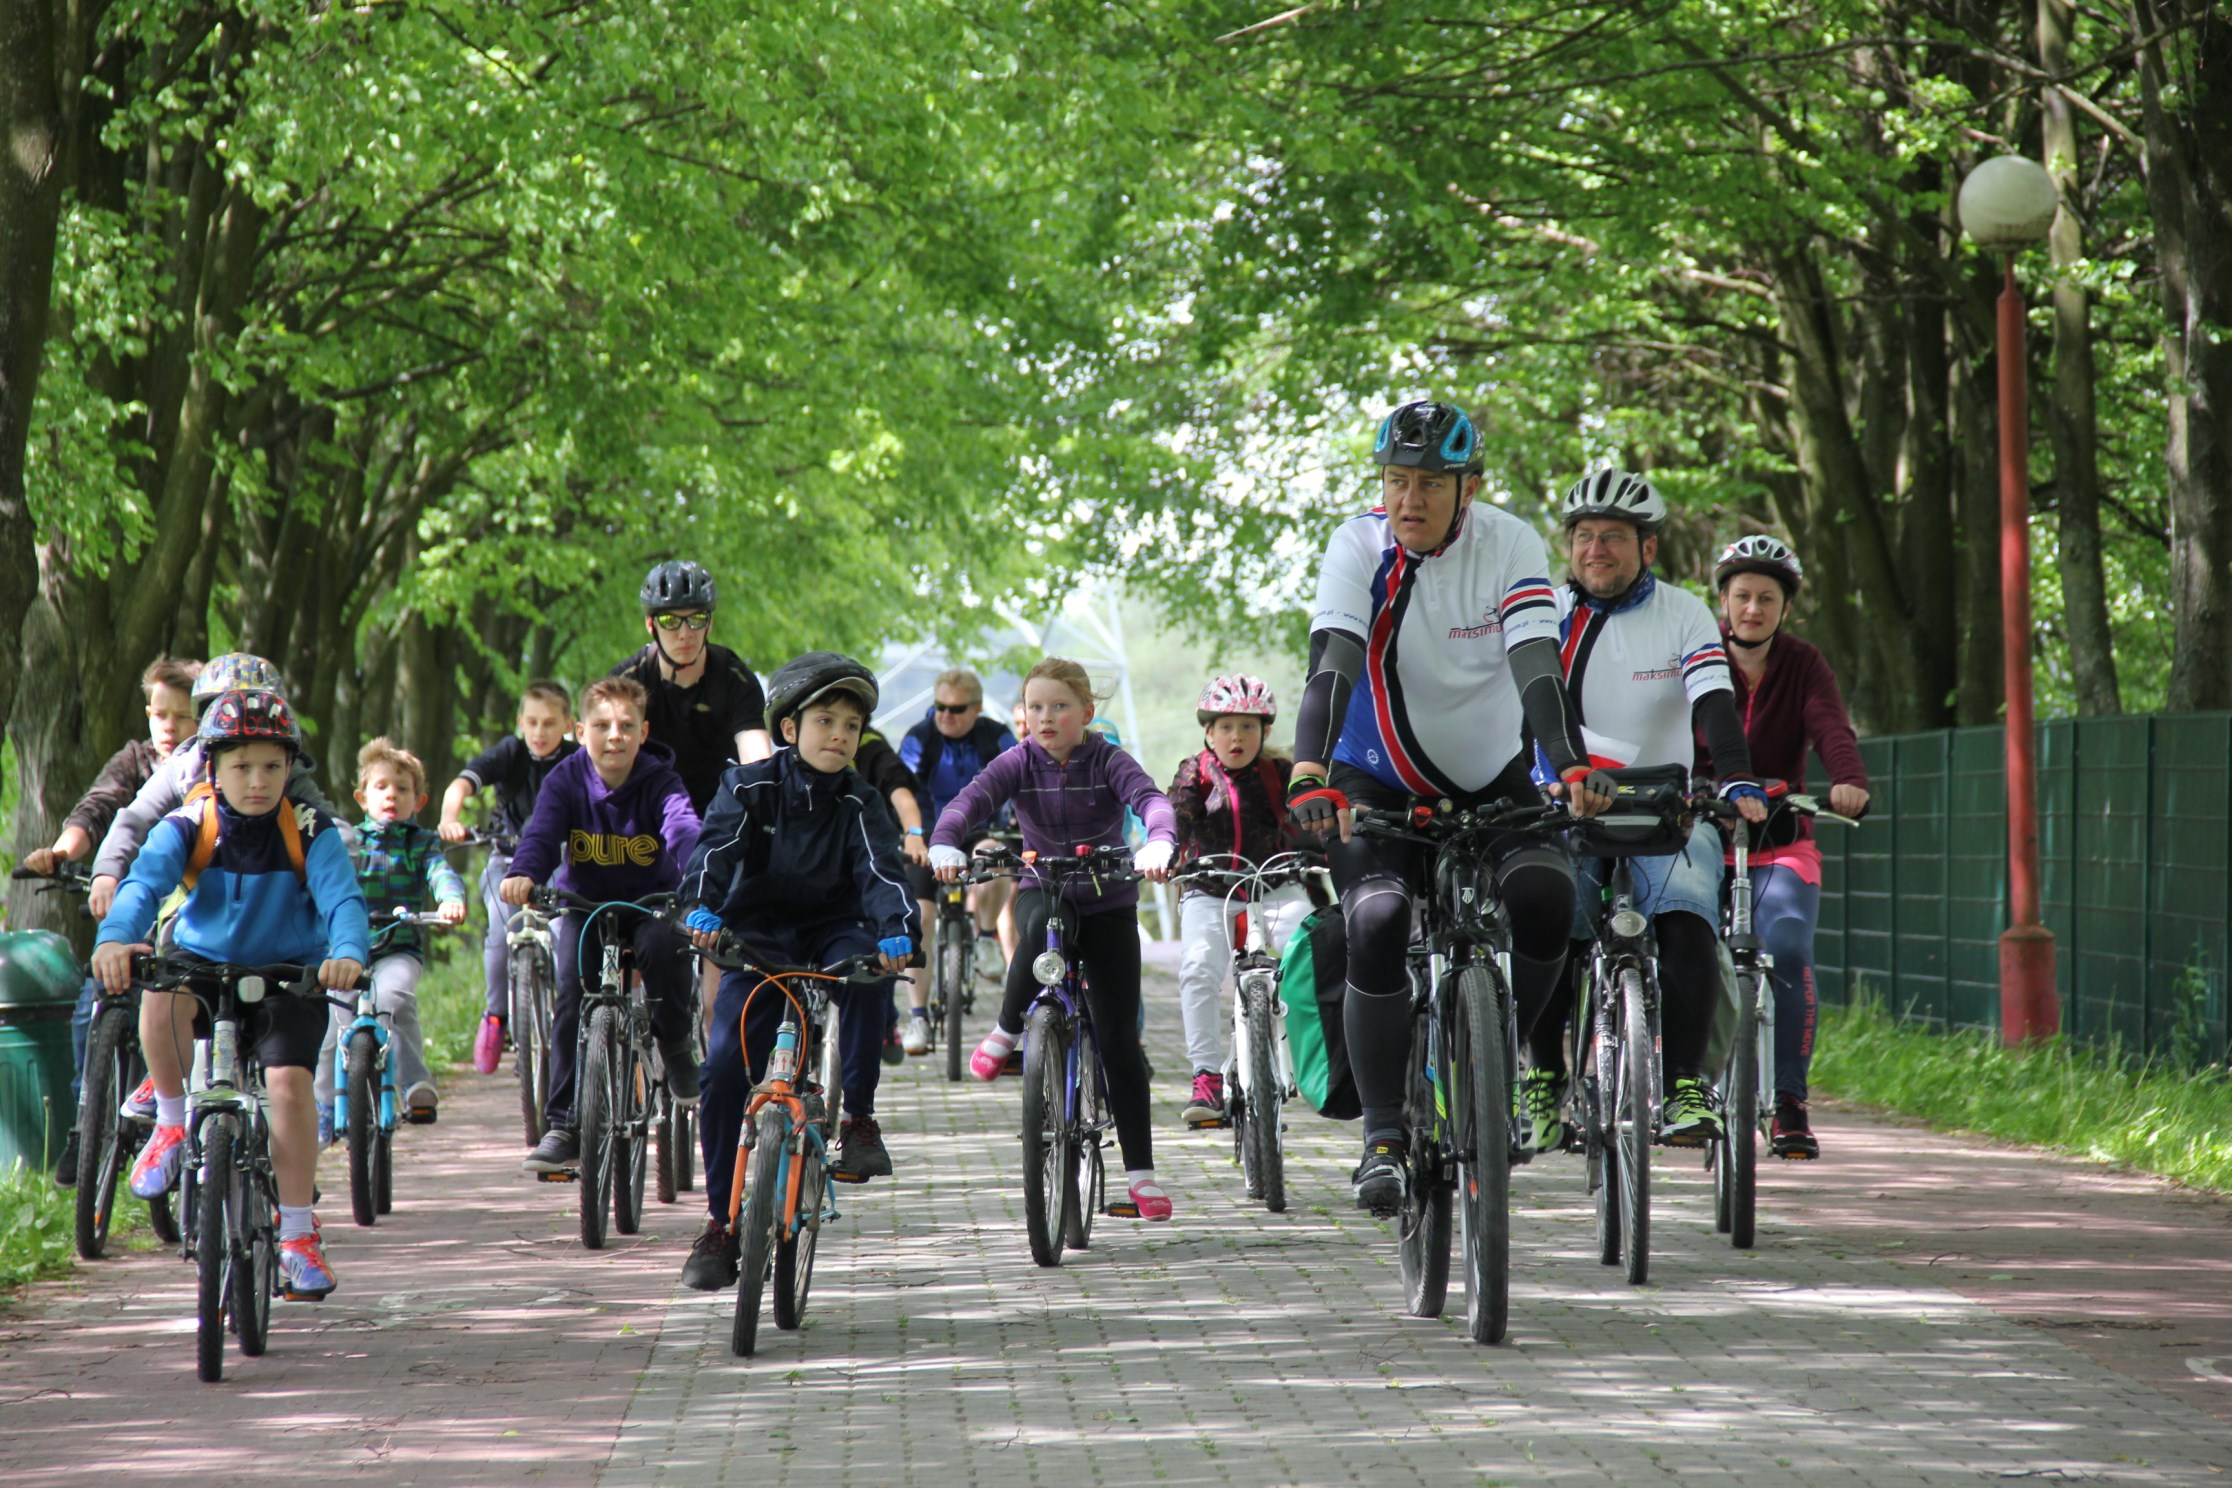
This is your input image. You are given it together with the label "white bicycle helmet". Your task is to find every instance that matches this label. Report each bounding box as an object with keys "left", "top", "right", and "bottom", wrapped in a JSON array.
[
  {"left": 1196, "top": 674, "right": 1277, "bottom": 726},
  {"left": 1713, "top": 535, "right": 1805, "bottom": 595},
  {"left": 1560, "top": 470, "right": 1667, "bottom": 532}
]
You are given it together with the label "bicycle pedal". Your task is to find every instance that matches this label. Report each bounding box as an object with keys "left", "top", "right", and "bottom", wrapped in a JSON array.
[
  {"left": 1188, "top": 1117, "right": 1231, "bottom": 1130},
  {"left": 1104, "top": 1199, "right": 1141, "bottom": 1219},
  {"left": 404, "top": 1108, "right": 438, "bottom": 1126},
  {"left": 828, "top": 1170, "right": 870, "bottom": 1185},
  {"left": 534, "top": 1169, "right": 579, "bottom": 1183}
]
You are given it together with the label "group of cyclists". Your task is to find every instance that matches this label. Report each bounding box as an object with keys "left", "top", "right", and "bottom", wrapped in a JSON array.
[{"left": 18, "top": 395, "right": 1869, "bottom": 1366}]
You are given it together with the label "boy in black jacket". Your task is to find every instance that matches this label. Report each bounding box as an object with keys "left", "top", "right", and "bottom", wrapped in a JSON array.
[{"left": 676, "top": 653, "right": 917, "bottom": 1291}]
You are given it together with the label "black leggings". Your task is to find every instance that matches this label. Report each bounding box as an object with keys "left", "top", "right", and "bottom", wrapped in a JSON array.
[
  {"left": 1531, "top": 910, "right": 1721, "bottom": 1080},
  {"left": 997, "top": 890, "right": 1154, "bottom": 1173},
  {"left": 1330, "top": 760, "right": 1578, "bottom": 1144}
]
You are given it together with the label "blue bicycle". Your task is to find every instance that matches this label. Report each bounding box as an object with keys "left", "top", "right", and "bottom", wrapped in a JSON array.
[
  {"left": 335, "top": 909, "right": 455, "bottom": 1227},
  {"left": 970, "top": 843, "right": 1142, "bottom": 1268}
]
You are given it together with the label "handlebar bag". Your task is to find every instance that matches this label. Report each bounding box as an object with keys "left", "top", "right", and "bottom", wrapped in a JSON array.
[
  {"left": 1274, "top": 906, "right": 1361, "bottom": 1121},
  {"left": 1572, "top": 763, "right": 1693, "bottom": 859}
]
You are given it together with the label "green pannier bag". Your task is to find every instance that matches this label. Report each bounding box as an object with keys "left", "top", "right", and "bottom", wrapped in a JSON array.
[{"left": 1276, "top": 906, "right": 1361, "bottom": 1121}]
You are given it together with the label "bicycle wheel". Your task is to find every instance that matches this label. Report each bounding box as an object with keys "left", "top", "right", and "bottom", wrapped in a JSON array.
[
  {"left": 1582, "top": 969, "right": 1621, "bottom": 1266},
  {"left": 345, "top": 1030, "right": 380, "bottom": 1227},
  {"left": 196, "top": 1119, "right": 234, "bottom": 1382},
  {"left": 1725, "top": 969, "right": 1761, "bottom": 1249},
  {"left": 773, "top": 1138, "right": 824, "bottom": 1330},
  {"left": 376, "top": 1124, "right": 394, "bottom": 1215},
  {"left": 816, "top": 999, "right": 844, "bottom": 1143},
  {"left": 1244, "top": 988, "right": 1286, "bottom": 1213},
  {"left": 1398, "top": 1001, "right": 1452, "bottom": 1319},
  {"left": 1019, "top": 1003, "right": 1067, "bottom": 1268},
  {"left": 233, "top": 1136, "right": 274, "bottom": 1358},
  {"left": 940, "top": 918, "right": 969, "bottom": 1082},
  {"left": 615, "top": 1039, "right": 650, "bottom": 1235},
  {"left": 513, "top": 955, "right": 547, "bottom": 1146},
  {"left": 1062, "top": 1020, "right": 1098, "bottom": 1252},
  {"left": 75, "top": 1007, "right": 131, "bottom": 1259},
  {"left": 731, "top": 1107, "right": 786, "bottom": 1357},
  {"left": 1452, "top": 965, "right": 1511, "bottom": 1344},
  {"left": 577, "top": 1006, "right": 618, "bottom": 1250},
  {"left": 1617, "top": 967, "right": 1653, "bottom": 1286}
]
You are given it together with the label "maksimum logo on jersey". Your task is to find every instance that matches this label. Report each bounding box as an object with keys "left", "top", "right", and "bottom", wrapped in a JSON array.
[{"left": 1448, "top": 607, "right": 1502, "bottom": 641}]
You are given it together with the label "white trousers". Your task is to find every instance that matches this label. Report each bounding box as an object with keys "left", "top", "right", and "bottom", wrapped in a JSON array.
[
  {"left": 1174, "top": 888, "right": 1311, "bottom": 1074},
  {"left": 315, "top": 953, "right": 429, "bottom": 1104}
]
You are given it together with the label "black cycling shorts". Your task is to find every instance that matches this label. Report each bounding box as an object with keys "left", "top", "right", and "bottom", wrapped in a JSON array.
[{"left": 178, "top": 986, "right": 331, "bottom": 1071}]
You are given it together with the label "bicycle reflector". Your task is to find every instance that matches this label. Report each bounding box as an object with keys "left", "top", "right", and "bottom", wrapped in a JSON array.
[
  {"left": 239, "top": 975, "right": 268, "bottom": 1004},
  {"left": 1032, "top": 950, "right": 1066, "bottom": 986}
]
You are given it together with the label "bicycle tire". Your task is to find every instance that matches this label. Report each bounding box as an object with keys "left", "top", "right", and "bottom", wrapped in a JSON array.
[
  {"left": 1062, "top": 1019, "right": 1098, "bottom": 1252},
  {"left": 1398, "top": 996, "right": 1452, "bottom": 1319},
  {"left": 940, "top": 918, "right": 969, "bottom": 1081},
  {"left": 1618, "top": 967, "right": 1652, "bottom": 1286},
  {"left": 773, "top": 1139, "right": 824, "bottom": 1330},
  {"left": 75, "top": 1006, "right": 130, "bottom": 1259},
  {"left": 1453, "top": 964, "right": 1511, "bottom": 1344},
  {"left": 1726, "top": 970, "right": 1761, "bottom": 1249},
  {"left": 196, "top": 1119, "right": 234, "bottom": 1382},
  {"left": 578, "top": 1005, "right": 618, "bottom": 1250},
  {"left": 731, "top": 1107, "right": 786, "bottom": 1357},
  {"left": 513, "top": 954, "right": 547, "bottom": 1146},
  {"left": 376, "top": 1125, "right": 394, "bottom": 1215},
  {"left": 654, "top": 1089, "right": 678, "bottom": 1206},
  {"left": 233, "top": 1134, "right": 274, "bottom": 1357},
  {"left": 345, "top": 1030, "right": 380, "bottom": 1227},
  {"left": 1583, "top": 967, "right": 1621, "bottom": 1266},
  {"left": 615, "top": 1039, "right": 649, "bottom": 1235},
  {"left": 1244, "top": 986, "right": 1286, "bottom": 1213},
  {"left": 1019, "top": 1003, "right": 1066, "bottom": 1268},
  {"left": 677, "top": 1102, "right": 696, "bottom": 1193},
  {"left": 817, "top": 996, "right": 845, "bottom": 1143}
]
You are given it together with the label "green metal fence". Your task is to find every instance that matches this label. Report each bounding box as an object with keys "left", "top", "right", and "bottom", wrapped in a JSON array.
[{"left": 1815, "top": 713, "right": 2231, "bottom": 1063}]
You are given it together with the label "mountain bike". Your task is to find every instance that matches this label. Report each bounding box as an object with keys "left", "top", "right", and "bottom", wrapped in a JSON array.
[
  {"left": 698, "top": 938, "right": 882, "bottom": 1357},
  {"left": 970, "top": 843, "right": 1140, "bottom": 1268},
  {"left": 532, "top": 888, "right": 680, "bottom": 1249},
  {"left": 1353, "top": 798, "right": 1570, "bottom": 1346},
  {"left": 10, "top": 863, "right": 172, "bottom": 1257},
  {"left": 136, "top": 953, "right": 362, "bottom": 1382},
  {"left": 1170, "top": 851, "right": 1323, "bottom": 1213},
  {"left": 926, "top": 875, "right": 976, "bottom": 1082},
  {"left": 1564, "top": 764, "right": 1701, "bottom": 1287},
  {"left": 334, "top": 910, "right": 456, "bottom": 1227},
  {"left": 452, "top": 829, "right": 555, "bottom": 1146},
  {"left": 1706, "top": 786, "right": 1859, "bottom": 1249}
]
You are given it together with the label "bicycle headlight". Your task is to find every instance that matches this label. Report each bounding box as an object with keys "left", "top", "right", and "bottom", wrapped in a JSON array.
[
  {"left": 1032, "top": 949, "right": 1066, "bottom": 987},
  {"left": 238, "top": 975, "right": 267, "bottom": 1004},
  {"left": 1610, "top": 908, "right": 1649, "bottom": 941}
]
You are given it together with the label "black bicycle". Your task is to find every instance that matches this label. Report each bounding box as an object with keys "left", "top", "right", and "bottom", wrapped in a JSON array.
[
  {"left": 1353, "top": 797, "right": 1570, "bottom": 1345},
  {"left": 927, "top": 874, "right": 976, "bottom": 1082},
  {"left": 133, "top": 953, "right": 362, "bottom": 1381},
  {"left": 532, "top": 888, "right": 683, "bottom": 1249}
]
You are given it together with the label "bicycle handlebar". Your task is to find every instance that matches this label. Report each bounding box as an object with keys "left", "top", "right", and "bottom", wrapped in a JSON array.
[
  {"left": 528, "top": 886, "right": 680, "bottom": 917},
  {"left": 964, "top": 842, "right": 1143, "bottom": 886},
  {"left": 445, "top": 828, "right": 519, "bottom": 853},
  {"left": 11, "top": 861, "right": 93, "bottom": 891},
  {"left": 1351, "top": 797, "right": 1574, "bottom": 845}
]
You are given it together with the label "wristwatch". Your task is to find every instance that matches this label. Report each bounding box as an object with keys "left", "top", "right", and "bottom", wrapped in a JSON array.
[{"left": 905, "top": 827, "right": 924, "bottom": 837}]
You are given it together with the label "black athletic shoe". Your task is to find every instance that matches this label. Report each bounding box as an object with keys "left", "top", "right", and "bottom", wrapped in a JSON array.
[
  {"left": 1772, "top": 1096, "right": 1820, "bottom": 1160},
  {"left": 661, "top": 1042, "right": 701, "bottom": 1103},
  {"left": 680, "top": 1217, "right": 740, "bottom": 1291},
  {"left": 522, "top": 1126, "right": 579, "bottom": 1174},
  {"left": 54, "top": 1128, "right": 80, "bottom": 1187},
  {"left": 831, "top": 1116, "right": 893, "bottom": 1180},
  {"left": 1352, "top": 1137, "right": 1407, "bottom": 1213}
]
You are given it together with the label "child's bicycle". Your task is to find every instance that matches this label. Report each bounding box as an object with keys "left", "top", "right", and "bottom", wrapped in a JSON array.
[
  {"left": 969, "top": 842, "right": 1142, "bottom": 1268},
  {"left": 530, "top": 887, "right": 681, "bottom": 1249},
  {"left": 693, "top": 934, "right": 883, "bottom": 1358},
  {"left": 133, "top": 952, "right": 365, "bottom": 1382},
  {"left": 334, "top": 909, "right": 458, "bottom": 1227},
  {"left": 1169, "top": 850, "right": 1324, "bottom": 1213},
  {"left": 8, "top": 863, "right": 166, "bottom": 1257},
  {"left": 450, "top": 829, "right": 556, "bottom": 1147}
]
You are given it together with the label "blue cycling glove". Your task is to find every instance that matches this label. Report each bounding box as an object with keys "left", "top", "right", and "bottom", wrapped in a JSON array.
[
  {"left": 1721, "top": 780, "right": 1769, "bottom": 808},
  {"left": 685, "top": 908, "right": 724, "bottom": 935},
  {"left": 878, "top": 936, "right": 912, "bottom": 961}
]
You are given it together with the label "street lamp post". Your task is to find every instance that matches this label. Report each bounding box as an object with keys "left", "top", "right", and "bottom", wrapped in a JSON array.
[{"left": 1958, "top": 156, "right": 2061, "bottom": 1046}]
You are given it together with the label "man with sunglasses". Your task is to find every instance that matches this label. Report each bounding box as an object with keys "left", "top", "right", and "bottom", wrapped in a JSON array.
[{"left": 609, "top": 560, "right": 773, "bottom": 815}]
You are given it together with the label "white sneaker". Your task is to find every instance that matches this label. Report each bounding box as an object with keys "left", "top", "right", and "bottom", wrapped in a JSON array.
[{"left": 902, "top": 1015, "right": 932, "bottom": 1056}]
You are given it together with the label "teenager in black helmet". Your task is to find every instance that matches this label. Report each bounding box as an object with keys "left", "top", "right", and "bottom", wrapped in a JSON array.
[{"left": 609, "top": 560, "right": 772, "bottom": 814}]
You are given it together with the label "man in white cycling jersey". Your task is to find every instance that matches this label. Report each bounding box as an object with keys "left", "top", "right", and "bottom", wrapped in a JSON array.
[
  {"left": 1287, "top": 399, "right": 1611, "bottom": 1213},
  {"left": 1522, "top": 470, "right": 1768, "bottom": 1151}
]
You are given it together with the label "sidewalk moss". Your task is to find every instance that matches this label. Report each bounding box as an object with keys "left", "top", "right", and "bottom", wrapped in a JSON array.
[{"left": 1813, "top": 993, "right": 2232, "bottom": 1196}]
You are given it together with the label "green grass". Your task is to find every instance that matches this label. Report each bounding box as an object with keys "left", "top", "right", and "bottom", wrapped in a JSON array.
[
  {"left": 1812, "top": 993, "right": 2232, "bottom": 1195},
  {"left": 0, "top": 1157, "right": 75, "bottom": 1288},
  {"left": 417, "top": 932, "right": 488, "bottom": 1072}
]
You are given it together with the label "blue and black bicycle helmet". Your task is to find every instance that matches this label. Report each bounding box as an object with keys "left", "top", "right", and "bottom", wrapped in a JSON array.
[{"left": 1372, "top": 400, "right": 1484, "bottom": 475}]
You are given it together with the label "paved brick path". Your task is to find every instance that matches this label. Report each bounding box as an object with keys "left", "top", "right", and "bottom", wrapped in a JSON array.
[{"left": 6, "top": 948, "right": 2230, "bottom": 1486}]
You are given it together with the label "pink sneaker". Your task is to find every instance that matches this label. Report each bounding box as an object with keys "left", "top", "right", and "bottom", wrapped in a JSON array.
[
  {"left": 969, "top": 1032, "right": 1016, "bottom": 1082},
  {"left": 130, "top": 1124, "right": 187, "bottom": 1199},
  {"left": 473, "top": 1015, "right": 505, "bottom": 1075},
  {"left": 1128, "top": 1178, "right": 1173, "bottom": 1222},
  {"left": 121, "top": 1076, "right": 157, "bottom": 1123}
]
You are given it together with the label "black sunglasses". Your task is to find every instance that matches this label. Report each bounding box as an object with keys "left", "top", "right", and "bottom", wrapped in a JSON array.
[{"left": 933, "top": 701, "right": 977, "bottom": 715}]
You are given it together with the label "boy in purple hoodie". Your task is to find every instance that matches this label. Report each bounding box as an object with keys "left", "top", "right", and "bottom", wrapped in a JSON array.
[
  {"left": 501, "top": 677, "right": 703, "bottom": 1174},
  {"left": 929, "top": 657, "right": 1179, "bottom": 1221}
]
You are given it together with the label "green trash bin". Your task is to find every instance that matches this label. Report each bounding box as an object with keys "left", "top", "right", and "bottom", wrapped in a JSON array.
[{"left": 0, "top": 930, "right": 83, "bottom": 1175}]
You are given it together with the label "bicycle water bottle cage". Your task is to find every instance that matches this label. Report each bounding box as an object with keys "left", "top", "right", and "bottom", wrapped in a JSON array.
[{"left": 1575, "top": 764, "right": 1693, "bottom": 858}]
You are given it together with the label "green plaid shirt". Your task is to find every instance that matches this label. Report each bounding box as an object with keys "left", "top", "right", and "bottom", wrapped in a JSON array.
[{"left": 350, "top": 818, "right": 468, "bottom": 960}]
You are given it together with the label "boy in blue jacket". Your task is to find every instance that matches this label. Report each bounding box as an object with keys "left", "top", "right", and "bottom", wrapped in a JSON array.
[
  {"left": 501, "top": 676, "right": 703, "bottom": 1175},
  {"left": 91, "top": 690, "right": 370, "bottom": 1301},
  {"left": 676, "top": 653, "right": 916, "bottom": 1292}
]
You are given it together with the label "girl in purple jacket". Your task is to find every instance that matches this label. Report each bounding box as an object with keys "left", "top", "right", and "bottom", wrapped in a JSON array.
[{"left": 930, "top": 658, "right": 1179, "bottom": 1221}]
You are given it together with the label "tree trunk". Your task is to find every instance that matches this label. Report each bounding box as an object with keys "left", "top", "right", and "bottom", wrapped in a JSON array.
[{"left": 4, "top": 581, "right": 96, "bottom": 936}]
